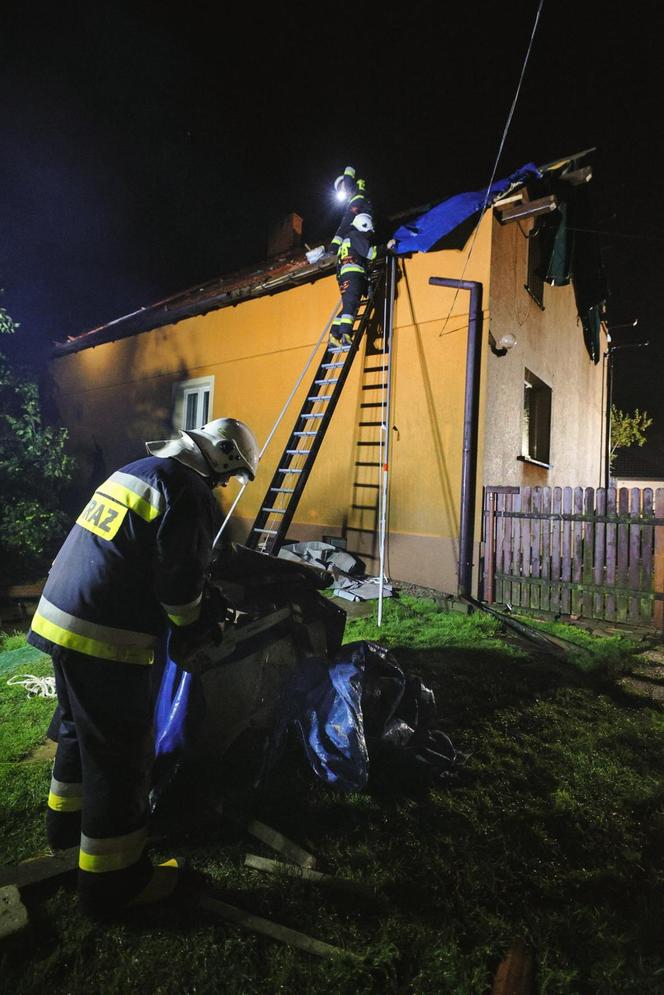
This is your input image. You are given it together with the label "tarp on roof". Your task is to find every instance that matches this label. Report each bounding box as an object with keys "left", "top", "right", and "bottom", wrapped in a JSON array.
[{"left": 391, "top": 162, "right": 542, "bottom": 255}]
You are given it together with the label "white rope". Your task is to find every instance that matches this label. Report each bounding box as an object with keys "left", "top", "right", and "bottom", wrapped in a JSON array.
[
  {"left": 212, "top": 297, "right": 341, "bottom": 549},
  {"left": 439, "top": 0, "right": 545, "bottom": 335},
  {"left": 7, "top": 673, "right": 56, "bottom": 699}
]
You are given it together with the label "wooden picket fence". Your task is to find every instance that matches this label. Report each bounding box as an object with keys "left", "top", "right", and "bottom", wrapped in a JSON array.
[{"left": 482, "top": 486, "right": 664, "bottom": 630}]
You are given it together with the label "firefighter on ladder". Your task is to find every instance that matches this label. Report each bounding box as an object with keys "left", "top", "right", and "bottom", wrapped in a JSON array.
[
  {"left": 327, "top": 165, "right": 378, "bottom": 349},
  {"left": 27, "top": 417, "right": 259, "bottom": 918}
]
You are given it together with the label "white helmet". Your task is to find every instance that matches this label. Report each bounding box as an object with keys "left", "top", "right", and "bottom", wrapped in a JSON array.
[
  {"left": 147, "top": 417, "right": 259, "bottom": 483},
  {"left": 351, "top": 212, "right": 374, "bottom": 233}
]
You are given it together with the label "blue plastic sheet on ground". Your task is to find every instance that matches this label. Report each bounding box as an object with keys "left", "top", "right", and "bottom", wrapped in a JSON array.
[
  {"left": 272, "top": 652, "right": 370, "bottom": 792},
  {"left": 270, "top": 641, "right": 446, "bottom": 793},
  {"left": 391, "top": 162, "right": 542, "bottom": 255}
]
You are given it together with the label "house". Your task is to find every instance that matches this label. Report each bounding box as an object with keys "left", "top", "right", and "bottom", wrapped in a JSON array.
[
  {"left": 47, "top": 150, "right": 608, "bottom": 596},
  {"left": 612, "top": 451, "right": 664, "bottom": 491}
]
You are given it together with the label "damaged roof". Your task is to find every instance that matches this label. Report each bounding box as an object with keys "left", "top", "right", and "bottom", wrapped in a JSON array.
[{"left": 53, "top": 150, "right": 597, "bottom": 359}]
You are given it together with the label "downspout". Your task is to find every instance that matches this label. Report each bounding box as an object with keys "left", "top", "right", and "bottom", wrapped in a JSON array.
[{"left": 428, "top": 277, "right": 483, "bottom": 598}]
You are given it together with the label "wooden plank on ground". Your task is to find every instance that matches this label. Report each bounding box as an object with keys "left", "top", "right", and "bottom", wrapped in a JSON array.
[
  {"left": 629, "top": 488, "right": 642, "bottom": 623},
  {"left": 561, "top": 487, "right": 572, "bottom": 614},
  {"left": 199, "top": 895, "right": 362, "bottom": 961},
  {"left": 571, "top": 487, "right": 584, "bottom": 616},
  {"left": 582, "top": 487, "right": 595, "bottom": 619},
  {"left": 655, "top": 489, "right": 664, "bottom": 631},
  {"left": 244, "top": 854, "right": 372, "bottom": 898},
  {"left": 551, "top": 487, "right": 562, "bottom": 615},
  {"left": 483, "top": 490, "right": 496, "bottom": 604},
  {"left": 246, "top": 820, "right": 317, "bottom": 869},
  {"left": 617, "top": 488, "right": 629, "bottom": 622},
  {"left": 0, "top": 847, "right": 79, "bottom": 890},
  {"left": 491, "top": 938, "right": 534, "bottom": 995},
  {"left": 606, "top": 488, "right": 617, "bottom": 621},
  {"left": 593, "top": 488, "right": 606, "bottom": 619},
  {"left": 641, "top": 489, "right": 654, "bottom": 624}
]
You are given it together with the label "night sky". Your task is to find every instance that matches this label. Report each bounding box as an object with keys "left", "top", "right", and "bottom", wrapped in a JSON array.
[{"left": 1, "top": 3, "right": 661, "bottom": 455}]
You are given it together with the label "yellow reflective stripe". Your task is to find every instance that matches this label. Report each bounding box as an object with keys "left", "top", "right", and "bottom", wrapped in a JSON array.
[
  {"left": 48, "top": 791, "right": 83, "bottom": 813},
  {"left": 31, "top": 611, "right": 155, "bottom": 666},
  {"left": 166, "top": 605, "right": 201, "bottom": 626},
  {"left": 97, "top": 480, "right": 161, "bottom": 523},
  {"left": 368, "top": 246, "right": 378, "bottom": 260},
  {"left": 350, "top": 193, "right": 364, "bottom": 203},
  {"left": 339, "top": 316, "right": 354, "bottom": 326},
  {"left": 79, "top": 827, "right": 147, "bottom": 874},
  {"left": 340, "top": 264, "right": 366, "bottom": 275}
]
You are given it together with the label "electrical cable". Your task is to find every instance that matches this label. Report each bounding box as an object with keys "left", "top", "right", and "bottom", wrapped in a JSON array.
[{"left": 438, "top": 0, "right": 545, "bottom": 336}]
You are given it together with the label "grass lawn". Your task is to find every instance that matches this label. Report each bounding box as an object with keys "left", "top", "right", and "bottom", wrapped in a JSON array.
[{"left": 1, "top": 600, "right": 664, "bottom": 994}]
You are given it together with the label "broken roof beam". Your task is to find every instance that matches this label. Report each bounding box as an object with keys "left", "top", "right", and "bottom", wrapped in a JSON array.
[{"left": 494, "top": 194, "right": 558, "bottom": 225}]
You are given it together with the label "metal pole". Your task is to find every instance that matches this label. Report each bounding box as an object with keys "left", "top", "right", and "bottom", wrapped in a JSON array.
[
  {"left": 604, "top": 348, "right": 613, "bottom": 491},
  {"left": 377, "top": 256, "right": 397, "bottom": 627},
  {"left": 429, "top": 277, "right": 483, "bottom": 599}
]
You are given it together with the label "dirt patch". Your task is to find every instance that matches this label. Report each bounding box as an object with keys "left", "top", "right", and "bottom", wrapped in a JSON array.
[{"left": 22, "top": 739, "right": 57, "bottom": 764}]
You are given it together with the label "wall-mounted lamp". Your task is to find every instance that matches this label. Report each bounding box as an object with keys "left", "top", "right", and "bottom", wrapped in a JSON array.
[{"left": 489, "top": 330, "right": 517, "bottom": 357}]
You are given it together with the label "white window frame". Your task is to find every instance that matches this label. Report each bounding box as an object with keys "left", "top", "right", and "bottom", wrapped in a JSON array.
[{"left": 172, "top": 376, "right": 215, "bottom": 432}]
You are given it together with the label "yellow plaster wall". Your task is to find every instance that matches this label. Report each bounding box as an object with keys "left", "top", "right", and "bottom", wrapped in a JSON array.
[{"left": 51, "top": 216, "right": 494, "bottom": 592}]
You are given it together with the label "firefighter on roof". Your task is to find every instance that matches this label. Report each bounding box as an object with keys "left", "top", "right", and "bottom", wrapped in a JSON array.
[
  {"left": 27, "top": 417, "right": 259, "bottom": 918},
  {"left": 327, "top": 165, "right": 378, "bottom": 349}
]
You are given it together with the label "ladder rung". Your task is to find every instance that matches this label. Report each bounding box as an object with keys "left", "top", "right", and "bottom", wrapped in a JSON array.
[
  {"left": 294, "top": 431, "right": 317, "bottom": 436},
  {"left": 270, "top": 487, "right": 294, "bottom": 493},
  {"left": 286, "top": 449, "right": 311, "bottom": 455},
  {"left": 253, "top": 528, "right": 279, "bottom": 535},
  {"left": 308, "top": 395, "right": 332, "bottom": 402},
  {"left": 355, "top": 461, "right": 381, "bottom": 467},
  {"left": 352, "top": 504, "right": 377, "bottom": 511},
  {"left": 262, "top": 507, "right": 286, "bottom": 514},
  {"left": 354, "top": 482, "right": 380, "bottom": 489},
  {"left": 362, "top": 383, "right": 388, "bottom": 390},
  {"left": 322, "top": 362, "right": 345, "bottom": 369},
  {"left": 360, "top": 401, "right": 386, "bottom": 408},
  {"left": 279, "top": 468, "right": 303, "bottom": 473},
  {"left": 359, "top": 421, "right": 384, "bottom": 427},
  {"left": 364, "top": 365, "right": 388, "bottom": 373},
  {"left": 315, "top": 378, "right": 338, "bottom": 385},
  {"left": 300, "top": 412, "right": 324, "bottom": 419},
  {"left": 357, "top": 441, "right": 380, "bottom": 446}
]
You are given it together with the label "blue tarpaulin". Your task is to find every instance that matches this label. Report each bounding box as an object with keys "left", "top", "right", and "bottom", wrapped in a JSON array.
[{"left": 391, "top": 162, "right": 542, "bottom": 255}]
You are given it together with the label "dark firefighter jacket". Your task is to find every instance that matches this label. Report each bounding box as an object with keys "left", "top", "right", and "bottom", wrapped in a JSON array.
[
  {"left": 27, "top": 456, "right": 219, "bottom": 666},
  {"left": 331, "top": 179, "right": 377, "bottom": 278}
]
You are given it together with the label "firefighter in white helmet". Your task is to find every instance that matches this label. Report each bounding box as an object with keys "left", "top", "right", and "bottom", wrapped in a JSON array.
[
  {"left": 326, "top": 165, "right": 378, "bottom": 349},
  {"left": 27, "top": 417, "right": 258, "bottom": 918}
]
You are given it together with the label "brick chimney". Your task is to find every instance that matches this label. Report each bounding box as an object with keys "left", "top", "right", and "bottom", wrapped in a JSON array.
[{"left": 266, "top": 212, "right": 303, "bottom": 258}]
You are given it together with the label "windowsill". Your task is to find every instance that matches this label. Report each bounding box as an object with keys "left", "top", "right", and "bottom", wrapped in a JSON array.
[{"left": 517, "top": 454, "right": 551, "bottom": 469}]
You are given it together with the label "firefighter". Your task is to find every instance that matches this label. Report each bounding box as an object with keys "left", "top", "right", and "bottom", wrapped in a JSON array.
[
  {"left": 27, "top": 417, "right": 259, "bottom": 918},
  {"left": 327, "top": 165, "right": 378, "bottom": 349}
]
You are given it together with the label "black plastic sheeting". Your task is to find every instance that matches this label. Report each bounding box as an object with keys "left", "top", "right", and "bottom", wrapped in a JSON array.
[{"left": 267, "top": 641, "right": 461, "bottom": 793}]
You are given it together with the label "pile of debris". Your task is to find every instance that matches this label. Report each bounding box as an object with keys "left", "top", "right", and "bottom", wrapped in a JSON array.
[{"left": 278, "top": 540, "right": 394, "bottom": 603}]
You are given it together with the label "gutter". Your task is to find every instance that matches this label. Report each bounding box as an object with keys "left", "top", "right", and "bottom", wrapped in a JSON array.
[
  {"left": 428, "top": 277, "right": 483, "bottom": 598},
  {"left": 52, "top": 255, "right": 336, "bottom": 359}
]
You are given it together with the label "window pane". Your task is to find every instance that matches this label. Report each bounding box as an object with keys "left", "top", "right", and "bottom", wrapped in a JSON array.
[
  {"left": 202, "top": 389, "right": 210, "bottom": 426},
  {"left": 185, "top": 392, "right": 198, "bottom": 430}
]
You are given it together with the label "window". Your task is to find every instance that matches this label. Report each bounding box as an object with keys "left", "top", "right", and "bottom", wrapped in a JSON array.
[
  {"left": 521, "top": 368, "right": 551, "bottom": 466},
  {"left": 172, "top": 376, "right": 214, "bottom": 431},
  {"left": 525, "top": 224, "right": 546, "bottom": 309}
]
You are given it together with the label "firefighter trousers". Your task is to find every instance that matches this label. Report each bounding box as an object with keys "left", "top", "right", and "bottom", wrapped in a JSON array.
[
  {"left": 47, "top": 645, "right": 155, "bottom": 915},
  {"left": 331, "top": 269, "right": 367, "bottom": 341}
]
